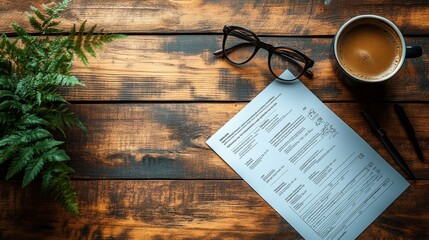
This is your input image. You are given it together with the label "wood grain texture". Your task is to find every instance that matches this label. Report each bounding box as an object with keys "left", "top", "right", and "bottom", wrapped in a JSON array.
[
  {"left": 2, "top": 1, "right": 428, "bottom": 239},
  {"left": 61, "top": 103, "right": 429, "bottom": 180},
  {"left": 58, "top": 36, "right": 429, "bottom": 102},
  {"left": 1, "top": 0, "right": 429, "bottom": 35},
  {"left": 1, "top": 180, "right": 428, "bottom": 239}
]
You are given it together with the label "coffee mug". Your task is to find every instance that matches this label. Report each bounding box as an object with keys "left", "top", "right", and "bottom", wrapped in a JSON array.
[{"left": 333, "top": 15, "right": 422, "bottom": 86}]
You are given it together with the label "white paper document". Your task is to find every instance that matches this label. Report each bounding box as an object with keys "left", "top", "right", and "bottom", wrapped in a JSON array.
[{"left": 206, "top": 70, "right": 409, "bottom": 239}]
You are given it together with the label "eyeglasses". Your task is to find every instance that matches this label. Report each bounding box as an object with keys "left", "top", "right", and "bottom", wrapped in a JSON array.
[{"left": 214, "top": 25, "right": 314, "bottom": 82}]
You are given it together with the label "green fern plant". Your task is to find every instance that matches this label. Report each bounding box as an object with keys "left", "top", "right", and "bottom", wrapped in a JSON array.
[{"left": 0, "top": 0, "right": 125, "bottom": 215}]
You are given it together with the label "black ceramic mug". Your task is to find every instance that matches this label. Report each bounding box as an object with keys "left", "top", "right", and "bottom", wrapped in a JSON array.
[{"left": 333, "top": 15, "right": 422, "bottom": 86}]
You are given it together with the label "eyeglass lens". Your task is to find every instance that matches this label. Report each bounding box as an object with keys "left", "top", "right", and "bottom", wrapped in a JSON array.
[
  {"left": 270, "top": 48, "right": 306, "bottom": 80},
  {"left": 224, "top": 29, "right": 257, "bottom": 64}
]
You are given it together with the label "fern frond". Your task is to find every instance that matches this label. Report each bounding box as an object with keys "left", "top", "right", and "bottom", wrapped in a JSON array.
[
  {"left": 1, "top": 37, "right": 20, "bottom": 64},
  {"left": 24, "top": 0, "right": 71, "bottom": 34},
  {"left": 42, "top": 162, "right": 79, "bottom": 215},
  {"left": 6, "top": 147, "right": 34, "bottom": 180},
  {"left": 74, "top": 48, "right": 89, "bottom": 66},
  {"left": 46, "top": 148, "right": 70, "bottom": 162},
  {"left": 26, "top": 12, "right": 43, "bottom": 32},
  {"left": 43, "top": 21, "right": 62, "bottom": 34},
  {"left": 38, "top": 104, "right": 86, "bottom": 132},
  {"left": 46, "top": 49, "right": 73, "bottom": 73},
  {"left": 97, "top": 33, "right": 127, "bottom": 46},
  {"left": 44, "top": 92, "right": 68, "bottom": 104},
  {"left": 51, "top": 0, "right": 72, "bottom": 15},
  {"left": 23, "top": 153, "right": 46, "bottom": 187},
  {"left": 60, "top": 107, "right": 87, "bottom": 131},
  {"left": 21, "top": 142, "right": 68, "bottom": 187},
  {"left": 0, "top": 99, "right": 21, "bottom": 111},
  {"left": 0, "top": 128, "right": 51, "bottom": 147},
  {"left": 37, "top": 108, "right": 64, "bottom": 132},
  {"left": 33, "top": 138, "right": 64, "bottom": 155},
  {"left": 26, "top": 128, "right": 52, "bottom": 142},
  {"left": 42, "top": 0, "right": 71, "bottom": 26},
  {"left": 12, "top": 23, "right": 35, "bottom": 46},
  {"left": 72, "top": 21, "right": 89, "bottom": 65},
  {"left": 20, "top": 114, "right": 48, "bottom": 127},
  {"left": 46, "top": 74, "right": 85, "bottom": 87},
  {"left": 0, "top": 90, "right": 15, "bottom": 99},
  {"left": 32, "top": 73, "right": 83, "bottom": 91},
  {"left": 15, "top": 76, "right": 31, "bottom": 98},
  {"left": 42, "top": 162, "right": 75, "bottom": 189},
  {"left": 61, "top": 105, "right": 87, "bottom": 131},
  {"left": 42, "top": 4, "right": 54, "bottom": 16},
  {"left": 69, "top": 24, "right": 76, "bottom": 37},
  {"left": 84, "top": 25, "right": 97, "bottom": 57},
  {"left": 30, "top": 6, "right": 47, "bottom": 22},
  {"left": 0, "top": 34, "right": 16, "bottom": 71},
  {"left": 68, "top": 22, "right": 126, "bottom": 65},
  {"left": 0, "top": 146, "right": 19, "bottom": 165},
  {"left": 33, "top": 85, "right": 67, "bottom": 105},
  {"left": 77, "top": 20, "right": 86, "bottom": 46},
  {"left": 36, "top": 91, "right": 43, "bottom": 106}
]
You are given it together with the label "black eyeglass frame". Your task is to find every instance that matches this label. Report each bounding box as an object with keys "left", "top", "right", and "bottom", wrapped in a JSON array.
[{"left": 214, "top": 25, "right": 314, "bottom": 82}]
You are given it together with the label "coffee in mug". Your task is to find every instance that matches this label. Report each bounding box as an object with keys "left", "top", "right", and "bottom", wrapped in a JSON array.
[{"left": 333, "top": 15, "right": 422, "bottom": 86}]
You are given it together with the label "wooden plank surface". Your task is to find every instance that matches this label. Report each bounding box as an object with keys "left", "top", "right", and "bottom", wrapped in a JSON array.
[
  {"left": 61, "top": 103, "right": 429, "bottom": 180},
  {"left": 2, "top": 1, "right": 429, "bottom": 239},
  {"left": 59, "top": 36, "right": 429, "bottom": 102},
  {"left": 1, "top": 0, "right": 429, "bottom": 35},
  {"left": 1, "top": 180, "right": 428, "bottom": 239}
]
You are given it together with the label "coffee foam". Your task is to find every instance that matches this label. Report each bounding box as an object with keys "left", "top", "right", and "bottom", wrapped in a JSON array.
[{"left": 337, "top": 20, "right": 402, "bottom": 81}]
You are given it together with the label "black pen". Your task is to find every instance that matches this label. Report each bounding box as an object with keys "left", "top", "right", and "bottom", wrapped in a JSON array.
[
  {"left": 394, "top": 103, "right": 424, "bottom": 162},
  {"left": 361, "top": 110, "right": 415, "bottom": 179}
]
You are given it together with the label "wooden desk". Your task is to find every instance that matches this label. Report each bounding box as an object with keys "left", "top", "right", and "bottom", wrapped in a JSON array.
[{"left": 1, "top": 1, "right": 428, "bottom": 239}]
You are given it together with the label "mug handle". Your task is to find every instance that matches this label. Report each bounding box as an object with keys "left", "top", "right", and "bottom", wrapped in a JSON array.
[{"left": 406, "top": 46, "right": 422, "bottom": 58}]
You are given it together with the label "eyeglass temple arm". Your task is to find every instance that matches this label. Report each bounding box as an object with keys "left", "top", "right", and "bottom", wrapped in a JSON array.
[
  {"left": 214, "top": 42, "right": 255, "bottom": 56},
  {"left": 304, "top": 69, "right": 313, "bottom": 78}
]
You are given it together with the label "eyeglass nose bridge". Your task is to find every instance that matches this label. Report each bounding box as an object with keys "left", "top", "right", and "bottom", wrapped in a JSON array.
[{"left": 257, "top": 41, "right": 275, "bottom": 52}]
